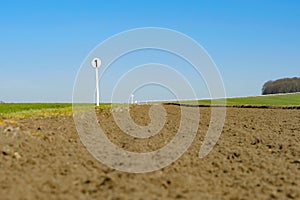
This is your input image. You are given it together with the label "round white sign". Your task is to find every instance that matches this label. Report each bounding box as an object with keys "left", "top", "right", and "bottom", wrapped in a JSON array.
[{"left": 91, "top": 58, "right": 101, "bottom": 68}]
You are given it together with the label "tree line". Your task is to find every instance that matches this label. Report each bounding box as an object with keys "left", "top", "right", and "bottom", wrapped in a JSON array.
[{"left": 262, "top": 77, "right": 300, "bottom": 95}]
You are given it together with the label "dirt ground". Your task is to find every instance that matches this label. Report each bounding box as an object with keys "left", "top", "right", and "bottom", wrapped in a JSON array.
[{"left": 0, "top": 105, "right": 300, "bottom": 200}]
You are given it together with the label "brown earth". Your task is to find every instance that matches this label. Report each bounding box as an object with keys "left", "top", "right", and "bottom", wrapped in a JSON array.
[{"left": 0, "top": 105, "right": 300, "bottom": 200}]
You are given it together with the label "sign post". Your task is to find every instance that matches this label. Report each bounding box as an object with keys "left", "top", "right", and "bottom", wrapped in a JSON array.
[
  {"left": 130, "top": 94, "right": 134, "bottom": 104},
  {"left": 91, "top": 58, "right": 101, "bottom": 106}
]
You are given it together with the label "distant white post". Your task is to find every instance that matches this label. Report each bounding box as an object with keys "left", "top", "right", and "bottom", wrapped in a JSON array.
[
  {"left": 91, "top": 58, "right": 102, "bottom": 106},
  {"left": 130, "top": 94, "right": 134, "bottom": 104}
]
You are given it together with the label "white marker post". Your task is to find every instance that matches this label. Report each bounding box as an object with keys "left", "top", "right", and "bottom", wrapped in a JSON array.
[
  {"left": 91, "top": 58, "right": 101, "bottom": 106},
  {"left": 130, "top": 94, "right": 134, "bottom": 104}
]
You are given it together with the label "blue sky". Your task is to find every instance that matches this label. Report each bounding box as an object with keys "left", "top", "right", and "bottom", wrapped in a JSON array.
[{"left": 0, "top": 0, "right": 299, "bottom": 102}]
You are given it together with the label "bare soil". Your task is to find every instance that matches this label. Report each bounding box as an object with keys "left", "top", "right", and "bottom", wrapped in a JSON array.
[{"left": 0, "top": 105, "right": 300, "bottom": 200}]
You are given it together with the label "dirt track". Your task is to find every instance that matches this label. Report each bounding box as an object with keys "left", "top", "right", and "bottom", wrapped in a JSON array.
[{"left": 0, "top": 105, "right": 300, "bottom": 199}]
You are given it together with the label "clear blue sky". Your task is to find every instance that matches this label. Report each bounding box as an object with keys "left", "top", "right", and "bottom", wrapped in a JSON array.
[{"left": 0, "top": 0, "right": 299, "bottom": 102}]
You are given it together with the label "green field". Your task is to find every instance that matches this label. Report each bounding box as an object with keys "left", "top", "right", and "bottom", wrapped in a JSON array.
[
  {"left": 0, "top": 103, "right": 110, "bottom": 118},
  {"left": 0, "top": 103, "right": 72, "bottom": 114},
  {"left": 196, "top": 93, "right": 300, "bottom": 106},
  {"left": 0, "top": 103, "right": 73, "bottom": 118},
  {"left": 0, "top": 93, "right": 299, "bottom": 118}
]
